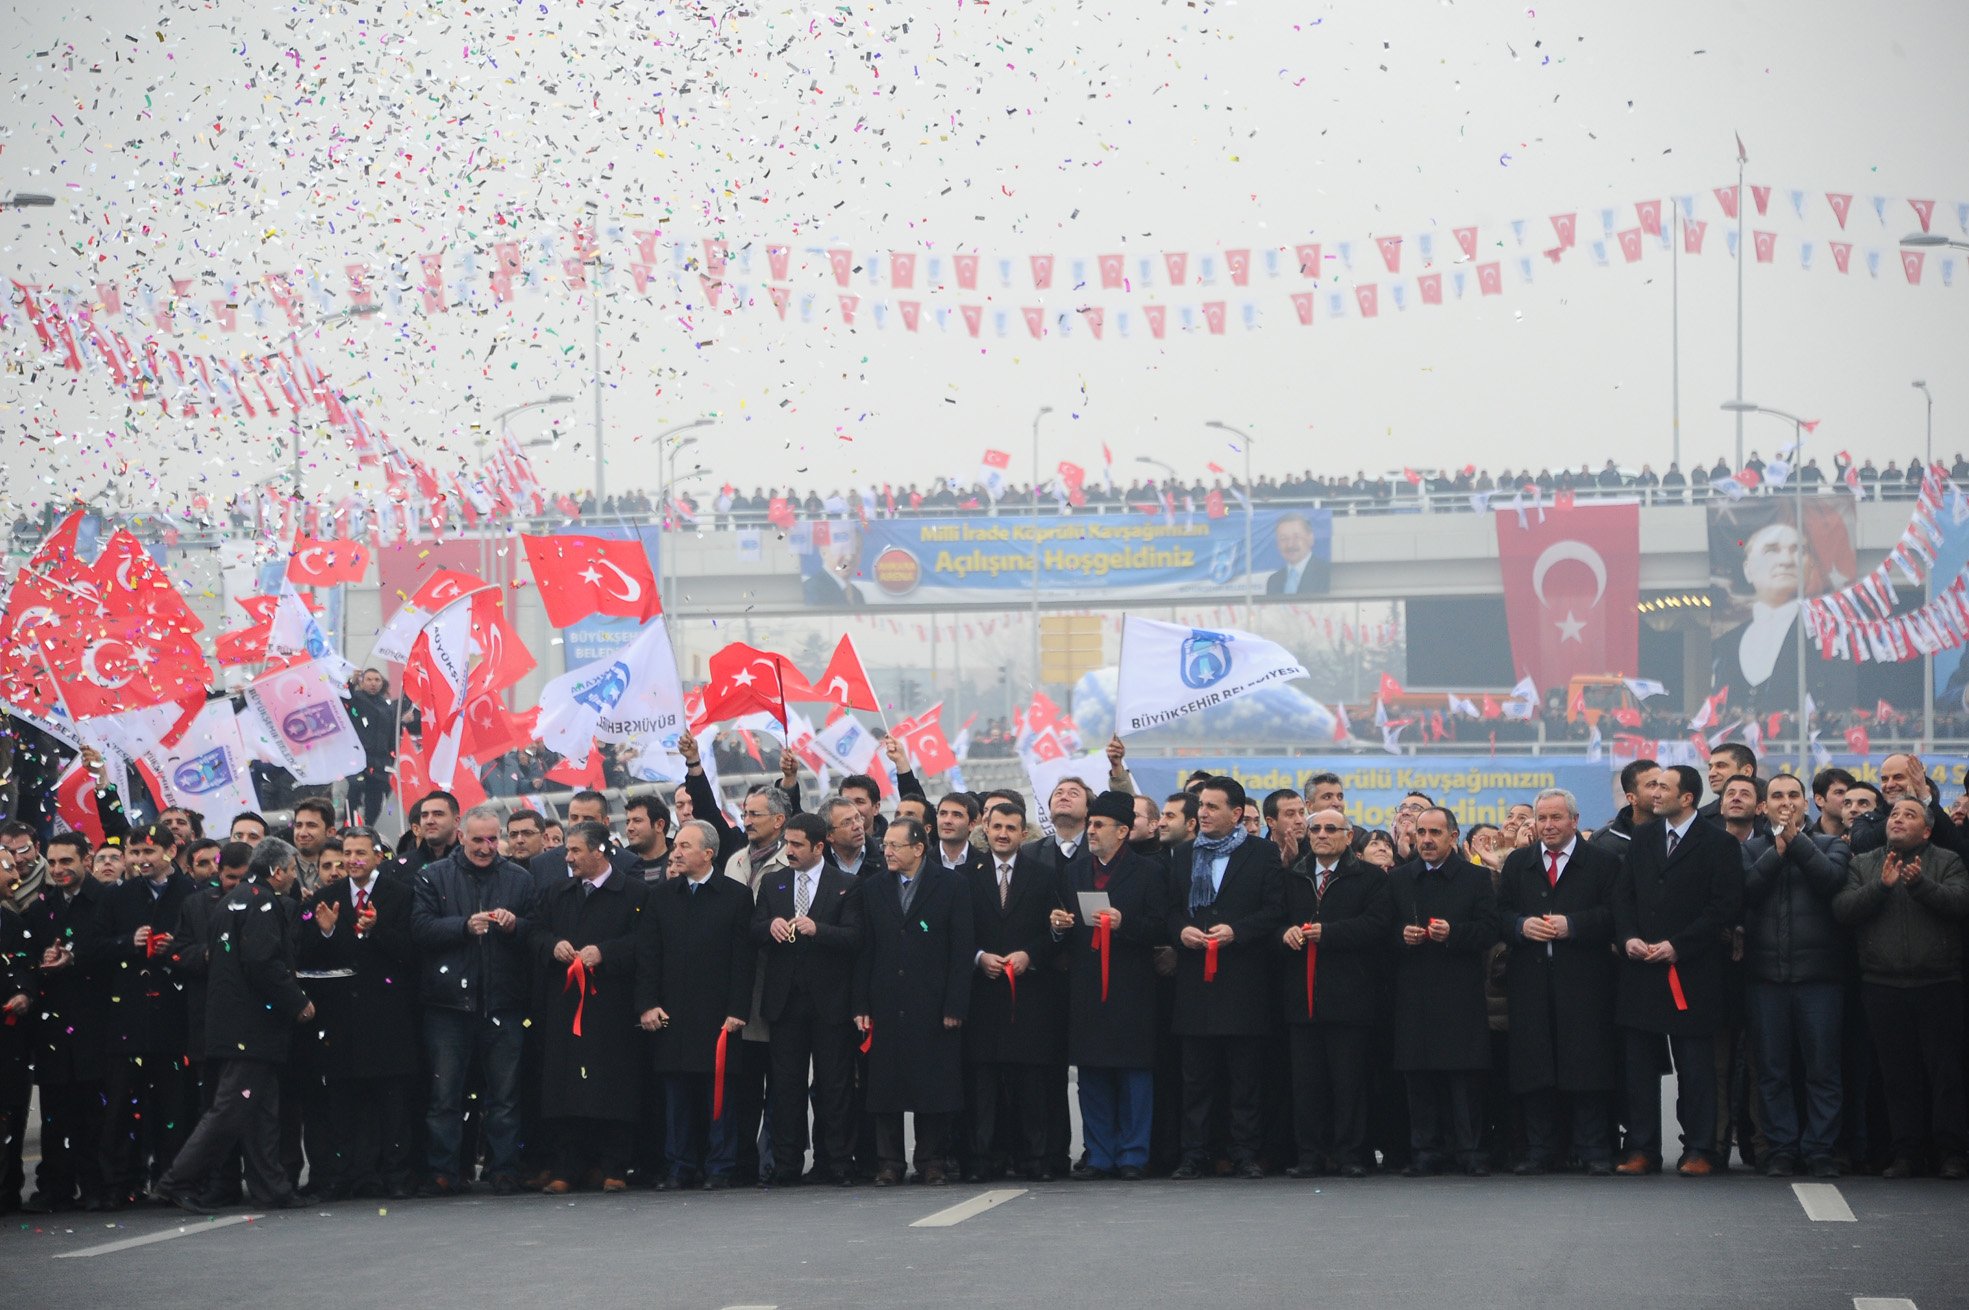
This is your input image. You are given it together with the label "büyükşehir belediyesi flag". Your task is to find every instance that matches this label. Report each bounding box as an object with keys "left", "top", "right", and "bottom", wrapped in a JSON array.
[
  {"left": 537, "top": 616, "right": 687, "bottom": 770},
  {"left": 1113, "top": 615, "right": 1310, "bottom": 736}
]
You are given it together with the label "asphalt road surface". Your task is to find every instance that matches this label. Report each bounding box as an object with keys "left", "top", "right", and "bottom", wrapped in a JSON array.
[{"left": 6, "top": 1171, "right": 1961, "bottom": 1310}]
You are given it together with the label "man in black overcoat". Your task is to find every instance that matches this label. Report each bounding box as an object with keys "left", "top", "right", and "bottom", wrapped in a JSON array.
[
  {"left": 21, "top": 832, "right": 114, "bottom": 1212},
  {"left": 1496, "top": 788, "right": 1622, "bottom": 1174},
  {"left": 1165, "top": 776, "right": 1283, "bottom": 1179},
  {"left": 1388, "top": 807, "right": 1499, "bottom": 1176},
  {"left": 1613, "top": 764, "right": 1745, "bottom": 1176}
]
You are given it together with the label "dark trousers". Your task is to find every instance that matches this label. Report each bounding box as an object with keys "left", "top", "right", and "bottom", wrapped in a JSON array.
[
  {"left": 159, "top": 1059, "right": 290, "bottom": 1203},
  {"left": 1621, "top": 1028, "right": 1717, "bottom": 1162},
  {"left": 1, "top": 1090, "right": 27, "bottom": 1204},
  {"left": 874, "top": 1111, "right": 949, "bottom": 1174},
  {"left": 99, "top": 1055, "right": 192, "bottom": 1196},
  {"left": 966, "top": 1060, "right": 1049, "bottom": 1174},
  {"left": 1521, "top": 1088, "right": 1612, "bottom": 1167},
  {"left": 327, "top": 1076, "right": 415, "bottom": 1194},
  {"left": 1148, "top": 980, "right": 1184, "bottom": 1172},
  {"left": 1863, "top": 980, "right": 1968, "bottom": 1162},
  {"left": 1405, "top": 1070, "right": 1484, "bottom": 1168},
  {"left": 349, "top": 768, "right": 390, "bottom": 824},
  {"left": 663, "top": 1072, "right": 738, "bottom": 1180},
  {"left": 34, "top": 1079, "right": 106, "bottom": 1204},
  {"left": 1179, "top": 1035, "right": 1265, "bottom": 1167},
  {"left": 631, "top": 1062, "right": 668, "bottom": 1184},
  {"left": 730, "top": 1038, "right": 771, "bottom": 1182},
  {"left": 552, "top": 1117, "right": 632, "bottom": 1181},
  {"left": 185, "top": 1060, "right": 244, "bottom": 1201},
  {"left": 424, "top": 1007, "right": 524, "bottom": 1183},
  {"left": 1287, "top": 1023, "right": 1372, "bottom": 1170},
  {"left": 1078, "top": 1067, "right": 1153, "bottom": 1171},
  {"left": 767, "top": 997, "right": 856, "bottom": 1181},
  {"left": 1748, "top": 979, "right": 1844, "bottom": 1160}
]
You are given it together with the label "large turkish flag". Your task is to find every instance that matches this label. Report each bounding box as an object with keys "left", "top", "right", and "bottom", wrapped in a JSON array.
[{"left": 1495, "top": 502, "right": 1640, "bottom": 695}]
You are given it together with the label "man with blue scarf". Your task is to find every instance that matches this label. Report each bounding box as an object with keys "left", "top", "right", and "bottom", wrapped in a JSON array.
[{"left": 1164, "top": 776, "right": 1283, "bottom": 1179}]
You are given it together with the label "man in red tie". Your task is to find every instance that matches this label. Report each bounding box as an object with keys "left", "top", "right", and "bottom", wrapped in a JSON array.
[{"left": 1495, "top": 789, "right": 1623, "bottom": 1174}]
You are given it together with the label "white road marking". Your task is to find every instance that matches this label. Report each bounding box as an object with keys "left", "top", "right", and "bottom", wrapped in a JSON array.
[
  {"left": 1792, "top": 1181, "right": 1855, "bottom": 1222},
  {"left": 718, "top": 1305, "right": 780, "bottom": 1309},
  {"left": 1853, "top": 1300, "right": 1917, "bottom": 1310},
  {"left": 54, "top": 1213, "right": 263, "bottom": 1258},
  {"left": 909, "top": 1187, "right": 1027, "bottom": 1228}
]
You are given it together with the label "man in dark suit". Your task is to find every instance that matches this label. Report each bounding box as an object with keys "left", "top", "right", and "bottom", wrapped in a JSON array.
[
  {"left": 965, "top": 799, "right": 1064, "bottom": 1181},
  {"left": 636, "top": 819, "right": 755, "bottom": 1190},
  {"left": 1613, "top": 764, "right": 1745, "bottom": 1176},
  {"left": 20, "top": 833, "right": 114, "bottom": 1213},
  {"left": 1496, "top": 788, "right": 1623, "bottom": 1174},
  {"left": 1278, "top": 809, "right": 1393, "bottom": 1178},
  {"left": 1051, "top": 791, "right": 1170, "bottom": 1180},
  {"left": 854, "top": 817, "right": 975, "bottom": 1186},
  {"left": 1166, "top": 776, "right": 1284, "bottom": 1179},
  {"left": 294, "top": 826, "right": 420, "bottom": 1200},
  {"left": 751, "top": 813, "right": 863, "bottom": 1187},
  {"left": 97, "top": 824, "right": 198, "bottom": 1204},
  {"left": 1263, "top": 511, "right": 1330, "bottom": 596},
  {"left": 1389, "top": 808, "right": 1499, "bottom": 1176}
]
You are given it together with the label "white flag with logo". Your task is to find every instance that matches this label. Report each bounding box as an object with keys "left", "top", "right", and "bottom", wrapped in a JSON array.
[
  {"left": 138, "top": 698, "right": 260, "bottom": 828},
  {"left": 267, "top": 580, "right": 354, "bottom": 683},
  {"left": 1112, "top": 615, "right": 1309, "bottom": 736},
  {"left": 810, "top": 713, "right": 881, "bottom": 777},
  {"left": 241, "top": 657, "right": 367, "bottom": 785},
  {"left": 539, "top": 617, "right": 685, "bottom": 768}
]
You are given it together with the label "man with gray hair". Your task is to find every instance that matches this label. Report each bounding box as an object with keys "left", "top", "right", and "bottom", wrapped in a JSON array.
[
  {"left": 722, "top": 785, "right": 791, "bottom": 1182},
  {"left": 1494, "top": 788, "right": 1624, "bottom": 1175},
  {"left": 152, "top": 839, "right": 314, "bottom": 1213},
  {"left": 411, "top": 804, "right": 537, "bottom": 1196}
]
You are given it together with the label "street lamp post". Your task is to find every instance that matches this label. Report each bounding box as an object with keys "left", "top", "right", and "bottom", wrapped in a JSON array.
[
  {"left": 1031, "top": 406, "right": 1053, "bottom": 690},
  {"left": 290, "top": 305, "right": 380, "bottom": 500},
  {"left": 1722, "top": 400, "right": 1811, "bottom": 768},
  {"left": 1206, "top": 420, "right": 1257, "bottom": 626},
  {"left": 1, "top": 194, "right": 56, "bottom": 210},
  {"left": 487, "top": 393, "right": 574, "bottom": 590},
  {"left": 1914, "top": 380, "right": 1934, "bottom": 471}
]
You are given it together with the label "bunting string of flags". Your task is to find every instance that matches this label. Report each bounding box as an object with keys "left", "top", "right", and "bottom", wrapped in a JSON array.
[{"left": 1803, "top": 464, "right": 1969, "bottom": 665}]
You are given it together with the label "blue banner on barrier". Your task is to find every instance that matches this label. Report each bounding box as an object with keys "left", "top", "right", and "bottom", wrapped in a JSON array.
[
  {"left": 801, "top": 508, "right": 1331, "bottom": 606},
  {"left": 1128, "top": 755, "right": 1626, "bottom": 830}
]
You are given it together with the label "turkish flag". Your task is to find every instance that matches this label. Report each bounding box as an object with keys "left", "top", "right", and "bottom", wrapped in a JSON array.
[
  {"left": 807, "top": 635, "right": 880, "bottom": 711},
  {"left": 697, "top": 642, "right": 793, "bottom": 728},
  {"left": 546, "top": 744, "right": 605, "bottom": 789},
  {"left": 90, "top": 530, "right": 204, "bottom": 636},
  {"left": 460, "top": 691, "right": 536, "bottom": 762},
  {"left": 53, "top": 756, "right": 108, "bottom": 846},
  {"left": 893, "top": 703, "right": 959, "bottom": 777},
  {"left": 1495, "top": 502, "right": 1640, "bottom": 694},
  {"left": 1845, "top": 724, "right": 1871, "bottom": 755},
  {"left": 464, "top": 590, "right": 535, "bottom": 699},
  {"left": 286, "top": 533, "right": 371, "bottom": 586},
  {"left": 521, "top": 533, "right": 661, "bottom": 627}
]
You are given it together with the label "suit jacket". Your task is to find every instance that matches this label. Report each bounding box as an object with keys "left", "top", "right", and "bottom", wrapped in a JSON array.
[
  {"left": 1165, "top": 837, "right": 1284, "bottom": 1038},
  {"left": 99, "top": 873, "right": 198, "bottom": 1059},
  {"left": 964, "top": 848, "right": 1063, "bottom": 1066},
  {"left": 293, "top": 875, "right": 421, "bottom": 1081},
  {"left": 22, "top": 879, "right": 114, "bottom": 1085},
  {"left": 1387, "top": 859, "right": 1499, "bottom": 1071},
  {"left": 1265, "top": 557, "right": 1331, "bottom": 596},
  {"left": 527, "top": 873, "right": 649, "bottom": 1121},
  {"left": 1495, "top": 840, "right": 1621, "bottom": 1091},
  {"left": 1277, "top": 854, "right": 1393, "bottom": 1028},
  {"left": 1613, "top": 817, "right": 1745, "bottom": 1036},
  {"left": 200, "top": 877, "right": 310, "bottom": 1064},
  {"left": 853, "top": 864, "right": 975, "bottom": 1114},
  {"left": 636, "top": 873, "right": 756, "bottom": 1076},
  {"left": 749, "top": 861, "right": 863, "bottom": 1025}
]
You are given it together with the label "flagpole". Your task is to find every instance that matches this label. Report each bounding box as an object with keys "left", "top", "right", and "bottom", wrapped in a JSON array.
[
  {"left": 1734, "top": 142, "right": 1746, "bottom": 470},
  {"left": 1672, "top": 212, "right": 1682, "bottom": 481}
]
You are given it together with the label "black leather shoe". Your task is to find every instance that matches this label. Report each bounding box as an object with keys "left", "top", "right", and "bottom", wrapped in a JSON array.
[
  {"left": 1512, "top": 1161, "right": 1547, "bottom": 1176},
  {"left": 1400, "top": 1161, "right": 1433, "bottom": 1178},
  {"left": 271, "top": 1193, "right": 307, "bottom": 1209},
  {"left": 1585, "top": 1161, "right": 1615, "bottom": 1177},
  {"left": 20, "top": 1192, "right": 59, "bottom": 1214},
  {"left": 1115, "top": 1166, "right": 1145, "bottom": 1181},
  {"left": 1941, "top": 1156, "right": 1968, "bottom": 1181},
  {"left": 1882, "top": 1158, "right": 1917, "bottom": 1179},
  {"left": 1069, "top": 1165, "right": 1110, "bottom": 1181},
  {"left": 1763, "top": 1154, "right": 1798, "bottom": 1178},
  {"left": 1339, "top": 1164, "right": 1369, "bottom": 1179},
  {"left": 703, "top": 1175, "right": 734, "bottom": 1191},
  {"left": 1169, "top": 1162, "right": 1203, "bottom": 1180},
  {"left": 1026, "top": 1166, "right": 1056, "bottom": 1183},
  {"left": 1283, "top": 1165, "right": 1322, "bottom": 1179},
  {"left": 1465, "top": 1162, "right": 1491, "bottom": 1178},
  {"left": 1235, "top": 1163, "right": 1265, "bottom": 1180},
  {"left": 873, "top": 1168, "right": 902, "bottom": 1187},
  {"left": 150, "top": 1187, "right": 214, "bottom": 1215},
  {"left": 1807, "top": 1157, "right": 1841, "bottom": 1179}
]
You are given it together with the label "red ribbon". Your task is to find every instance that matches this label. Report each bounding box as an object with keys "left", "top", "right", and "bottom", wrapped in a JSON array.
[
  {"left": 1301, "top": 924, "right": 1318, "bottom": 1017},
  {"left": 1004, "top": 960, "right": 1017, "bottom": 1019},
  {"left": 859, "top": 1022, "right": 873, "bottom": 1054},
  {"left": 1203, "top": 936, "right": 1220, "bottom": 982},
  {"left": 713, "top": 1025, "right": 730, "bottom": 1121},
  {"left": 144, "top": 933, "right": 170, "bottom": 959},
  {"left": 562, "top": 956, "right": 592, "bottom": 1037},
  {"left": 1092, "top": 911, "right": 1112, "bottom": 1003},
  {"left": 1666, "top": 962, "right": 1688, "bottom": 1012}
]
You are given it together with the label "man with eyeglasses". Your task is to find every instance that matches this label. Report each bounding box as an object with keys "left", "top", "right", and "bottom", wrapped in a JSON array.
[
  {"left": 854, "top": 818, "right": 975, "bottom": 1186},
  {"left": 1279, "top": 810, "right": 1392, "bottom": 1178}
]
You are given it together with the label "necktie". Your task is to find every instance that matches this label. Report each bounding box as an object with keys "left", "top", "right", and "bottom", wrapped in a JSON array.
[
  {"left": 998, "top": 862, "right": 1012, "bottom": 909},
  {"left": 582, "top": 880, "right": 597, "bottom": 897},
  {"left": 795, "top": 871, "right": 811, "bottom": 919},
  {"left": 1667, "top": 829, "right": 1681, "bottom": 858},
  {"left": 899, "top": 876, "right": 916, "bottom": 915},
  {"left": 1315, "top": 869, "right": 1331, "bottom": 900},
  {"left": 689, "top": 879, "right": 699, "bottom": 896},
  {"left": 355, "top": 887, "right": 369, "bottom": 913},
  {"left": 1546, "top": 850, "right": 1561, "bottom": 889}
]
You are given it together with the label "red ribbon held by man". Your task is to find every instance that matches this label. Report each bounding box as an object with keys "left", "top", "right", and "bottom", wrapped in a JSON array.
[
  {"left": 1092, "top": 911, "right": 1113, "bottom": 1002},
  {"left": 859, "top": 1022, "right": 873, "bottom": 1054},
  {"left": 1203, "top": 936, "right": 1220, "bottom": 983},
  {"left": 562, "top": 955, "right": 592, "bottom": 1037},
  {"left": 1666, "top": 962, "right": 1688, "bottom": 1012},
  {"left": 1301, "top": 924, "right": 1319, "bottom": 1016},
  {"left": 713, "top": 1025, "right": 730, "bottom": 1120},
  {"left": 145, "top": 932, "right": 172, "bottom": 960},
  {"left": 1005, "top": 959, "right": 1017, "bottom": 1019}
]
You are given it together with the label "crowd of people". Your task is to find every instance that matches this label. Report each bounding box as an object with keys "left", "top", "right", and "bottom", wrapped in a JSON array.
[{"left": 3, "top": 727, "right": 1964, "bottom": 1218}]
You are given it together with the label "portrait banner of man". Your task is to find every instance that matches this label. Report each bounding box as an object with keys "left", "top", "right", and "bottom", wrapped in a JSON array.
[{"left": 1706, "top": 498, "right": 1859, "bottom": 717}]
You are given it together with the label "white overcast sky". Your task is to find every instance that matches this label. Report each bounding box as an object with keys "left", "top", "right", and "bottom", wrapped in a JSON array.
[{"left": 3, "top": 0, "right": 1967, "bottom": 513}]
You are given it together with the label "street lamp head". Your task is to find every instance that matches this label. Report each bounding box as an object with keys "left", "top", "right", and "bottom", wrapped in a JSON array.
[
  {"left": 1720, "top": 400, "right": 1761, "bottom": 413},
  {"left": 1901, "top": 232, "right": 1949, "bottom": 248},
  {"left": 4, "top": 193, "right": 57, "bottom": 208},
  {"left": 675, "top": 435, "right": 700, "bottom": 452},
  {"left": 546, "top": 393, "right": 576, "bottom": 404},
  {"left": 1913, "top": 380, "right": 1930, "bottom": 393}
]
